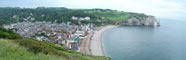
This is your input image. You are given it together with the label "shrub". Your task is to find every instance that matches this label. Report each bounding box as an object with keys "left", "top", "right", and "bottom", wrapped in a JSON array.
[
  {"left": 0, "top": 26, "right": 22, "bottom": 39},
  {"left": 14, "top": 38, "right": 72, "bottom": 59}
]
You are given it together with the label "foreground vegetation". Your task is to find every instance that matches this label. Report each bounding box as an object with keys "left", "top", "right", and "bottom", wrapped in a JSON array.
[
  {"left": 0, "top": 7, "right": 146, "bottom": 26},
  {"left": 0, "top": 27, "right": 110, "bottom": 60},
  {"left": 0, "top": 39, "right": 65, "bottom": 60}
]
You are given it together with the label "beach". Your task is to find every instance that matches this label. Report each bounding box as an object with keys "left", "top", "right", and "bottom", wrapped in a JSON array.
[{"left": 90, "top": 25, "right": 118, "bottom": 56}]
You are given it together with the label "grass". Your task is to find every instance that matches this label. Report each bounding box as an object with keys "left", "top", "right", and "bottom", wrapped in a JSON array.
[
  {"left": 0, "top": 39, "right": 65, "bottom": 60},
  {"left": 0, "top": 39, "right": 110, "bottom": 60},
  {"left": 84, "top": 10, "right": 146, "bottom": 25}
]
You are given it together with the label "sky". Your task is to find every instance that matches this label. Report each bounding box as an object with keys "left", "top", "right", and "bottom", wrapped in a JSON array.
[{"left": 1, "top": 0, "right": 186, "bottom": 20}]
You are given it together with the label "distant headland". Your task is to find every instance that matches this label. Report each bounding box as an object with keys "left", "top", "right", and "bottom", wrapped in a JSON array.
[{"left": 116, "top": 15, "right": 160, "bottom": 26}]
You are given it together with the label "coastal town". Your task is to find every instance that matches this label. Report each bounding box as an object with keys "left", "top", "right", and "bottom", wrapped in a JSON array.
[
  {"left": 2, "top": 15, "right": 160, "bottom": 56},
  {"left": 2, "top": 13, "right": 160, "bottom": 57},
  {"left": 3, "top": 21, "right": 96, "bottom": 53},
  {"left": 2, "top": 11, "right": 118, "bottom": 56}
]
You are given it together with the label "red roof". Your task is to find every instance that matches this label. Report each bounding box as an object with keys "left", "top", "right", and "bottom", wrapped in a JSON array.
[{"left": 49, "top": 37, "right": 56, "bottom": 42}]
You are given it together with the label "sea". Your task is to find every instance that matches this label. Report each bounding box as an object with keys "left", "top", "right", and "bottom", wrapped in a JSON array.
[{"left": 102, "top": 19, "right": 186, "bottom": 60}]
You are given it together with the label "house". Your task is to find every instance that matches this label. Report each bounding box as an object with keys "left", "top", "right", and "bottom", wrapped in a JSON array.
[
  {"left": 71, "top": 42, "right": 79, "bottom": 50},
  {"left": 72, "top": 16, "right": 90, "bottom": 21},
  {"left": 74, "top": 36, "right": 81, "bottom": 46},
  {"left": 49, "top": 37, "right": 57, "bottom": 43},
  {"left": 31, "top": 18, "right": 35, "bottom": 21},
  {"left": 30, "top": 13, "right": 33, "bottom": 16},
  {"left": 66, "top": 39, "right": 75, "bottom": 49},
  {"left": 36, "top": 37, "right": 42, "bottom": 41},
  {"left": 74, "top": 31, "right": 85, "bottom": 36},
  {"left": 12, "top": 15, "right": 17, "bottom": 18},
  {"left": 23, "top": 18, "right": 28, "bottom": 21},
  {"left": 71, "top": 16, "right": 78, "bottom": 20},
  {"left": 3, "top": 25, "right": 12, "bottom": 29},
  {"left": 74, "top": 31, "right": 85, "bottom": 39},
  {"left": 79, "top": 17, "right": 84, "bottom": 21},
  {"left": 57, "top": 38, "right": 66, "bottom": 45},
  {"left": 84, "top": 16, "right": 90, "bottom": 20},
  {"left": 36, "top": 36, "right": 45, "bottom": 41},
  {"left": 66, "top": 35, "right": 81, "bottom": 49}
]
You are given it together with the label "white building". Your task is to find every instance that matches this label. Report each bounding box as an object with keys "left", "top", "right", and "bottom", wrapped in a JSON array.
[
  {"left": 84, "top": 16, "right": 90, "bottom": 20},
  {"left": 71, "top": 16, "right": 79, "bottom": 20},
  {"left": 31, "top": 18, "right": 35, "bottom": 21},
  {"left": 72, "top": 16, "right": 90, "bottom": 21}
]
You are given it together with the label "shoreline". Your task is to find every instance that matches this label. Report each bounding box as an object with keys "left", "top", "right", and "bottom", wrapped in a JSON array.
[{"left": 89, "top": 25, "right": 118, "bottom": 56}]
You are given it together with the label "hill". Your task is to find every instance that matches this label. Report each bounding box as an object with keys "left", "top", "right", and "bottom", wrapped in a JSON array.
[
  {"left": 0, "top": 27, "right": 110, "bottom": 60},
  {"left": 0, "top": 7, "right": 146, "bottom": 26}
]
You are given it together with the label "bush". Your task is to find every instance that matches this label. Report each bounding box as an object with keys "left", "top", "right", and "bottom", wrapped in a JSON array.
[
  {"left": 0, "top": 26, "right": 22, "bottom": 39},
  {"left": 14, "top": 38, "right": 72, "bottom": 59}
]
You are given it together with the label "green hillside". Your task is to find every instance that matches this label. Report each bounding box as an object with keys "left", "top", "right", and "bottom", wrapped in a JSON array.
[
  {"left": 0, "top": 27, "right": 110, "bottom": 60},
  {"left": 0, "top": 7, "right": 146, "bottom": 26},
  {"left": 0, "top": 39, "right": 65, "bottom": 60}
]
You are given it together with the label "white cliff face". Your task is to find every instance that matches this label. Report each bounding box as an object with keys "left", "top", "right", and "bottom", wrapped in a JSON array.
[
  {"left": 144, "top": 16, "right": 156, "bottom": 26},
  {"left": 117, "top": 15, "right": 160, "bottom": 26}
]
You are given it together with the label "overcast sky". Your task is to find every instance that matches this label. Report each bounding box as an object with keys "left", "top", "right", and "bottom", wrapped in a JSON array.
[{"left": 1, "top": 0, "right": 186, "bottom": 20}]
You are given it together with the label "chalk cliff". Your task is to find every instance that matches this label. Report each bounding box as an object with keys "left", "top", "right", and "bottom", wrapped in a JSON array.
[{"left": 116, "top": 15, "right": 160, "bottom": 26}]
